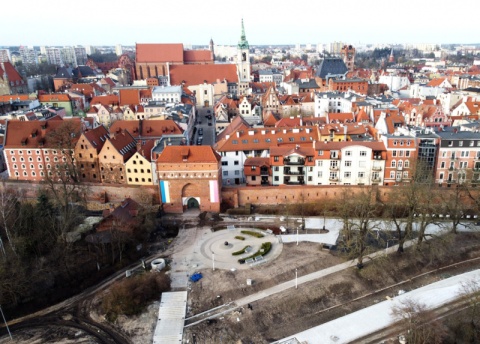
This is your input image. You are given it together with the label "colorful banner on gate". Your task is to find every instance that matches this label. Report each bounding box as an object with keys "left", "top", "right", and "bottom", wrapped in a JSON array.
[
  {"left": 160, "top": 180, "right": 170, "bottom": 203},
  {"left": 209, "top": 180, "right": 219, "bottom": 203}
]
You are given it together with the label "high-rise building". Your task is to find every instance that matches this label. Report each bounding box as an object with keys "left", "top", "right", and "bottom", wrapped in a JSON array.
[
  {"left": 74, "top": 46, "right": 87, "bottom": 65},
  {"left": 115, "top": 44, "right": 123, "bottom": 56},
  {"left": 0, "top": 49, "right": 10, "bottom": 63},
  {"left": 19, "top": 46, "right": 38, "bottom": 65},
  {"left": 61, "top": 46, "right": 77, "bottom": 66},
  {"left": 46, "top": 47, "right": 63, "bottom": 65}
]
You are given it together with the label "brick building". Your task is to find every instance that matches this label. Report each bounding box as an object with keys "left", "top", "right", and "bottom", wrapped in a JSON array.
[
  {"left": 135, "top": 43, "right": 213, "bottom": 80},
  {"left": 156, "top": 146, "right": 221, "bottom": 213},
  {"left": 75, "top": 125, "right": 109, "bottom": 183},
  {"left": 98, "top": 129, "right": 137, "bottom": 184},
  {"left": 3, "top": 119, "right": 82, "bottom": 181}
]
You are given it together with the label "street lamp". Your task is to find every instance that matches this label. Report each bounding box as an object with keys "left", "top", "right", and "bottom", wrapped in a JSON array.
[
  {"left": 295, "top": 268, "right": 298, "bottom": 289},
  {"left": 212, "top": 252, "right": 215, "bottom": 271}
]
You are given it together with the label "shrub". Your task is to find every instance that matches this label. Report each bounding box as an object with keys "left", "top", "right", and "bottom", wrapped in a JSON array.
[
  {"left": 238, "top": 242, "right": 272, "bottom": 263},
  {"left": 235, "top": 236, "right": 245, "bottom": 240},
  {"left": 240, "top": 230, "right": 264, "bottom": 238},
  {"left": 232, "top": 245, "right": 251, "bottom": 256},
  {"left": 102, "top": 272, "right": 170, "bottom": 322}
]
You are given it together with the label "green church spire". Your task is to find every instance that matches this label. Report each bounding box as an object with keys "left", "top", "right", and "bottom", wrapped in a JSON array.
[{"left": 238, "top": 19, "right": 249, "bottom": 50}]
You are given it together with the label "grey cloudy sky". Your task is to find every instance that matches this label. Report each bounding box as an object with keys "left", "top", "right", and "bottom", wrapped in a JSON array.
[{"left": 2, "top": 0, "right": 478, "bottom": 47}]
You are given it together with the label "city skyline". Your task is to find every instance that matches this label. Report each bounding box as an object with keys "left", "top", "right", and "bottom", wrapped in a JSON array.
[{"left": 2, "top": 0, "right": 479, "bottom": 47}]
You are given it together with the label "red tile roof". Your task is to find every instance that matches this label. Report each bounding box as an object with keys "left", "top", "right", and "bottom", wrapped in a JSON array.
[
  {"left": 156, "top": 145, "right": 221, "bottom": 163},
  {"left": 108, "top": 129, "right": 137, "bottom": 162},
  {"left": 83, "top": 125, "right": 109, "bottom": 153},
  {"left": 216, "top": 115, "right": 251, "bottom": 142},
  {"left": 135, "top": 43, "right": 184, "bottom": 63},
  {"left": 0, "top": 62, "right": 25, "bottom": 85},
  {"left": 0, "top": 94, "right": 30, "bottom": 102},
  {"left": 109, "top": 119, "right": 183, "bottom": 139},
  {"left": 327, "top": 112, "right": 355, "bottom": 123},
  {"left": 183, "top": 50, "right": 213, "bottom": 63},
  {"left": 91, "top": 94, "right": 120, "bottom": 107},
  {"left": 119, "top": 89, "right": 141, "bottom": 106},
  {"left": 275, "top": 117, "right": 301, "bottom": 127},
  {"left": 427, "top": 77, "right": 447, "bottom": 87},
  {"left": 70, "top": 84, "right": 95, "bottom": 98},
  {"left": 314, "top": 140, "right": 386, "bottom": 152},
  {"left": 4, "top": 119, "right": 81, "bottom": 149},
  {"left": 38, "top": 93, "right": 72, "bottom": 102},
  {"left": 169, "top": 64, "right": 238, "bottom": 86},
  {"left": 215, "top": 126, "right": 320, "bottom": 152}
]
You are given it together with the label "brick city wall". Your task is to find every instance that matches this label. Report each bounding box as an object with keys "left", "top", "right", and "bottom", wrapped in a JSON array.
[
  {"left": 2, "top": 181, "right": 479, "bottom": 214},
  {"left": 1, "top": 181, "right": 160, "bottom": 211}
]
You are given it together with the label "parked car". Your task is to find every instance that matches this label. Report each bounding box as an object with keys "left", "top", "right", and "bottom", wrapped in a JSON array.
[{"left": 198, "top": 128, "right": 203, "bottom": 135}]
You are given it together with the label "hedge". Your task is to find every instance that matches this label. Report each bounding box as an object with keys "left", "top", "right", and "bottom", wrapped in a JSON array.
[{"left": 240, "top": 230, "right": 264, "bottom": 238}]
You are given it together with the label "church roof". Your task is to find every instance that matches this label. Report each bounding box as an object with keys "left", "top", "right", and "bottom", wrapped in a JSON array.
[
  {"left": 315, "top": 58, "right": 348, "bottom": 78},
  {"left": 169, "top": 64, "right": 238, "bottom": 86},
  {"left": 135, "top": 43, "right": 184, "bottom": 63},
  {"left": 183, "top": 50, "right": 212, "bottom": 63}
]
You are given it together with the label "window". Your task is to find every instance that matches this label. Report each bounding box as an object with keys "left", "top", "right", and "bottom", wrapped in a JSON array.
[
  {"left": 391, "top": 160, "right": 396, "bottom": 168},
  {"left": 251, "top": 166, "right": 256, "bottom": 170},
  {"left": 344, "top": 172, "right": 351, "bottom": 178},
  {"left": 358, "top": 172, "right": 365, "bottom": 178},
  {"left": 234, "top": 161, "right": 239, "bottom": 165},
  {"left": 403, "top": 171, "right": 408, "bottom": 178},
  {"left": 439, "top": 173, "right": 444, "bottom": 180},
  {"left": 345, "top": 161, "right": 352, "bottom": 167},
  {"left": 317, "top": 161, "right": 323, "bottom": 167},
  {"left": 223, "top": 171, "right": 228, "bottom": 176},
  {"left": 406, "top": 151, "right": 410, "bottom": 157},
  {"left": 459, "top": 141, "right": 463, "bottom": 147},
  {"left": 274, "top": 156, "right": 279, "bottom": 162},
  {"left": 318, "top": 150, "right": 324, "bottom": 156},
  {"left": 234, "top": 171, "right": 240, "bottom": 175},
  {"left": 274, "top": 167, "right": 279, "bottom": 171},
  {"left": 345, "top": 151, "right": 352, "bottom": 156},
  {"left": 79, "top": 153, "right": 82, "bottom": 158},
  {"left": 318, "top": 171, "right": 323, "bottom": 177},
  {"left": 222, "top": 161, "right": 228, "bottom": 166},
  {"left": 392, "top": 150, "right": 397, "bottom": 157},
  {"left": 274, "top": 176, "right": 279, "bottom": 181},
  {"left": 390, "top": 171, "right": 395, "bottom": 178},
  {"left": 360, "top": 151, "right": 367, "bottom": 156},
  {"left": 460, "top": 161, "right": 468, "bottom": 169},
  {"left": 404, "top": 160, "right": 410, "bottom": 168}
]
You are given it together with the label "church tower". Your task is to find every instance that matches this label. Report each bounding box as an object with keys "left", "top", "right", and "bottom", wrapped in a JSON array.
[
  {"left": 209, "top": 38, "right": 215, "bottom": 61},
  {"left": 388, "top": 48, "right": 395, "bottom": 63},
  {"left": 340, "top": 44, "right": 356, "bottom": 72},
  {"left": 237, "top": 19, "right": 250, "bottom": 95}
]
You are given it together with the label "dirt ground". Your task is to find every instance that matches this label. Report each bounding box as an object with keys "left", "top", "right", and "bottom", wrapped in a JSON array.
[{"left": 7, "top": 224, "right": 480, "bottom": 344}]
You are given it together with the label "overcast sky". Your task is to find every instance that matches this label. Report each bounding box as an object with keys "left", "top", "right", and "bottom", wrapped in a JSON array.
[{"left": 2, "top": 0, "right": 478, "bottom": 47}]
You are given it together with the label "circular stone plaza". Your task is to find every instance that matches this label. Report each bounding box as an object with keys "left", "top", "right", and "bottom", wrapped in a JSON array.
[{"left": 192, "top": 225, "right": 283, "bottom": 270}]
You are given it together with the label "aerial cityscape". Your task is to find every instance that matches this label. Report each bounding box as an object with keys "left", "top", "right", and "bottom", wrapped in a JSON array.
[{"left": 1, "top": 12, "right": 480, "bottom": 344}]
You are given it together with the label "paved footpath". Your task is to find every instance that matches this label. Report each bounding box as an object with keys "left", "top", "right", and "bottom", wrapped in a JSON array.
[{"left": 274, "top": 269, "right": 480, "bottom": 344}]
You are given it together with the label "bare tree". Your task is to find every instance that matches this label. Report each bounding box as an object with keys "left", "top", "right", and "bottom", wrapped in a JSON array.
[
  {"left": 0, "top": 180, "right": 24, "bottom": 257},
  {"left": 456, "top": 278, "right": 480, "bottom": 342},
  {"left": 391, "top": 298, "right": 447, "bottom": 344},
  {"left": 43, "top": 120, "right": 86, "bottom": 242},
  {"left": 339, "top": 186, "right": 381, "bottom": 268}
]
